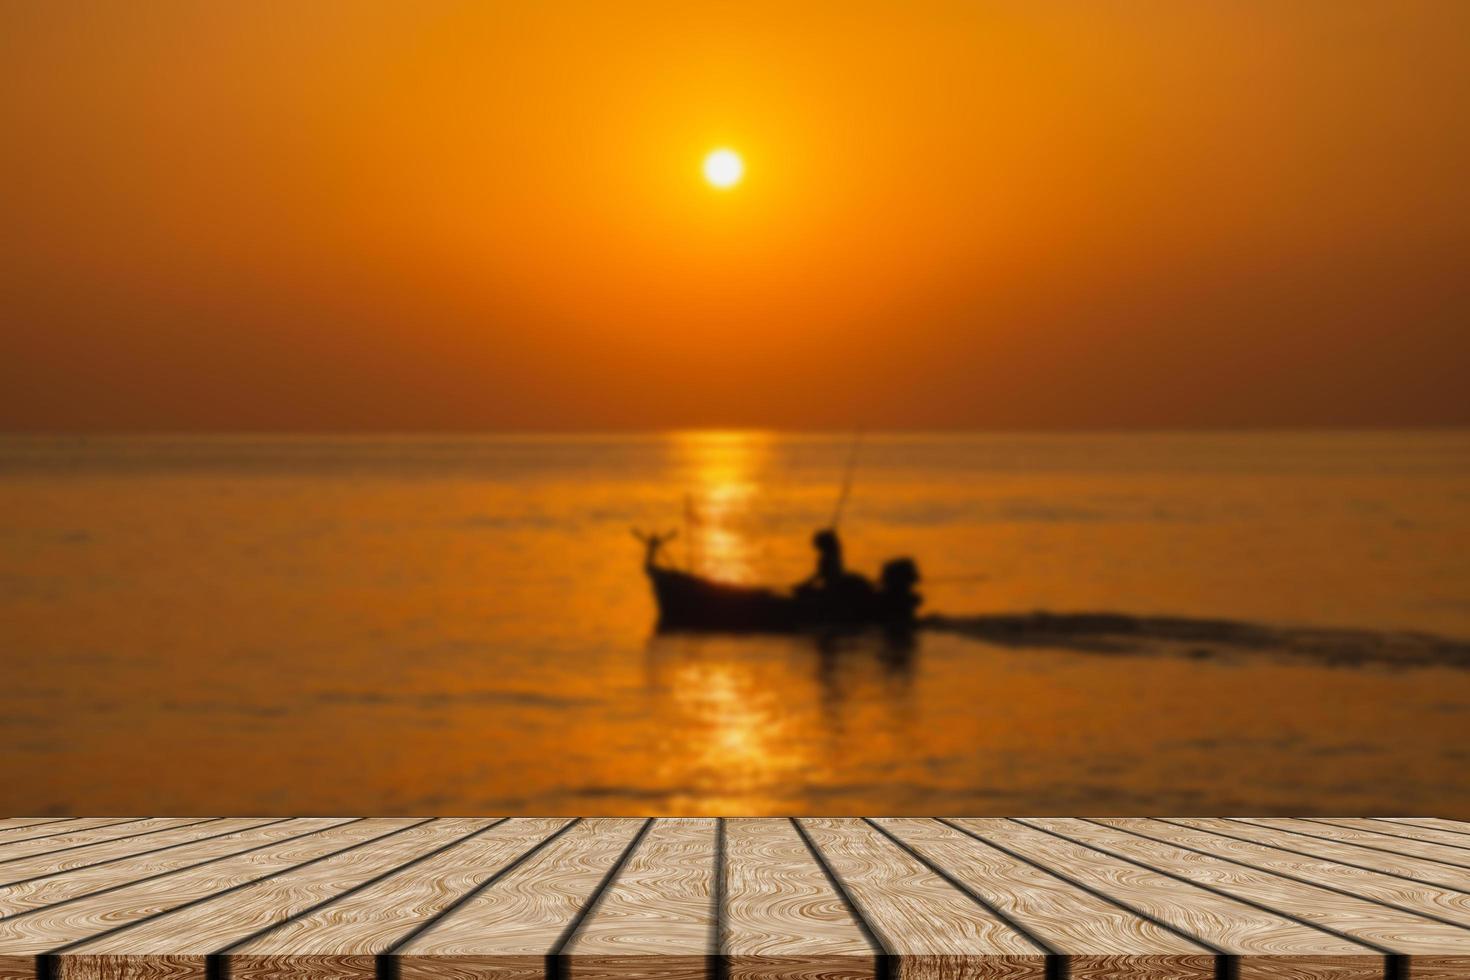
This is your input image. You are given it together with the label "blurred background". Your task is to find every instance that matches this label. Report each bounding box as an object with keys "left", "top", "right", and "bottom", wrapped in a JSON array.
[
  {"left": 3, "top": 3, "right": 1469, "bottom": 816},
  {"left": 3, "top": 430, "right": 1467, "bottom": 815}
]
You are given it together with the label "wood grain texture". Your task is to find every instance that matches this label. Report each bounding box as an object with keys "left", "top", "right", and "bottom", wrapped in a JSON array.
[
  {"left": 876, "top": 816, "right": 1211, "bottom": 980},
  {"left": 398, "top": 817, "right": 646, "bottom": 980},
  {"left": 1181, "top": 819, "right": 1470, "bottom": 892},
  {"left": 3, "top": 815, "right": 1469, "bottom": 980},
  {"left": 950, "top": 817, "right": 1374, "bottom": 979},
  {"left": 1237, "top": 820, "right": 1470, "bottom": 871},
  {"left": 0, "top": 818, "right": 357, "bottom": 976},
  {"left": 1161, "top": 819, "right": 1470, "bottom": 912},
  {"left": 564, "top": 817, "right": 717, "bottom": 980},
  {"left": 1033, "top": 819, "right": 1470, "bottom": 958},
  {"left": 798, "top": 817, "right": 1043, "bottom": 980},
  {"left": 723, "top": 818, "right": 876, "bottom": 980},
  {"left": 1379, "top": 819, "right": 1470, "bottom": 839},
  {"left": 54, "top": 818, "right": 430, "bottom": 980},
  {"left": 0, "top": 818, "right": 299, "bottom": 917},
  {"left": 1409, "top": 954, "right": 1470, "bottom": 980},
  {"left": 225, "top": 818, "right": 568, "bottom": 980},
  {"left": 0, "top": 822, "right": 131, "bottom": 850},
  {"left": 0, "top": 820, "right": 216, "bottom": 864},
  {"left": 1314, "top": 819, "right": 1470, "bottom": 853},
  {"left": 1229, "top": 956, "right": 1386, "bottom": 980},
  {"left": 0, "top": 818, "right": 283, "bottom": 887},
  {"left": 0, "top": 821, "right": 73, "bottom": 836}
]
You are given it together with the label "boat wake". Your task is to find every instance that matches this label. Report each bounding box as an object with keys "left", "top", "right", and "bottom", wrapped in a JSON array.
[{"left": 923, "top": 611, "right": 1470, "bottom": 669}]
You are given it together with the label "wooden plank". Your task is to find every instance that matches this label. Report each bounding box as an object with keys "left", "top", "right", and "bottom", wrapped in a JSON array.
[
  {"left": 53, "top": 818, "right": 431, "bottom": 980},
  {"left": 397, "top": 817, "right": 647, "bottom": 980},
  {"left": 2, "top": 814, "right": 1469, "bottom": 980},
  {"left": 1315, "top": 818, "right": 1470, "bottom": 852},
  {"left": 875, "top": 818, "right": 1211, "bottom": 980},
  {"left": 1114, "top": 819, "right": 1470, "bottom": 926},
  {"left": 798, "top": 817, "right": 1043, "bottom": 980},
  {"left": 224, "top": 818, "right": 564, "bottom": 980},
  {"left": 1166, "top": 818, "right": 1470, "bottom": 893},
  {"left": 723, "top": 818, "right": 877, "bottom": 980},
  {"left": 1379, "top": 819, "right": 1470, "bottom": 839},
  {"left": 0, "top": 819, "right": 217, "bottom": 864},
  {"left": 1238, "top": 819, "right": 1470, "bottom": 871},
  {"left": 563, "top": 817, "right": 718, "bottom": 980},
  {"left": 0, "top": 820, "right": 138, "bottom": 849},
  {"left": 0, "top": 821, "right": 73, "bottom": 836},
  {"left": 952, "top": 818, "right": 1376, "bottom": 980},
  {"left": 0, "top": 818, "right": 297, "bottom": 917},
  {"left": 0, "top": 818, "right": 282, "bottom": 886},
  {"left": 0, "top": 818, "right": 359, "bottom": 980},
  {"left": 1031, "top": 818, "right": 1470, "bottom": 976}
]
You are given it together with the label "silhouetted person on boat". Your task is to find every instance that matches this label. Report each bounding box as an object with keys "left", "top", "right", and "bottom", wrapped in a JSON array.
[
  {"left": 801, "top": 528, "right": 846, "bottom": 591},
  {"left": 796, "top": 528, "right": 876, "bottom": 622}
]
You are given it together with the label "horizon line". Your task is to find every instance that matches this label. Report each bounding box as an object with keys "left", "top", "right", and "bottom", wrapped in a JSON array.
[{"left": 3, "top": 424, "right": 1469, "bottom": 440}]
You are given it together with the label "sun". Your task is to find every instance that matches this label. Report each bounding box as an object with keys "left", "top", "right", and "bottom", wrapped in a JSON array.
[{"left": 703, "top": 148, "right": 744, "bottom": 189}]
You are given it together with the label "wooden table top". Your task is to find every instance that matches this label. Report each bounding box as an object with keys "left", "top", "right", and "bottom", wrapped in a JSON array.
[{"left": 0, "top": 817, "right": 1466, "bottom": 980}]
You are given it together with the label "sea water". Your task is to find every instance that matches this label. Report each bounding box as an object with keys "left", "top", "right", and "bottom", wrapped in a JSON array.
[{"left": 2, "top": 430, "right": 1467, "bottom": 814}]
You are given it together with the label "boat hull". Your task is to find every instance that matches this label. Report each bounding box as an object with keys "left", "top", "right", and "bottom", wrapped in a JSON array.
[
  {"left": 648, "top": 567, "right": 800, "bottom": 631},
  {"left": 647, "top": 566, "right": 916, "bottom": 633}
]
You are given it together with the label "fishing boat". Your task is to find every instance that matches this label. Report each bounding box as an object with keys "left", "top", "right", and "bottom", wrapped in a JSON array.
[{"left": 636, "top": 529, "right": 922, "bottom": 632}]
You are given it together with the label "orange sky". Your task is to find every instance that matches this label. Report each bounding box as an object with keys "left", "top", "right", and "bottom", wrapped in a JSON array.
[{"left": 2, "top": 2, "right": 1467, "bottom": 431}]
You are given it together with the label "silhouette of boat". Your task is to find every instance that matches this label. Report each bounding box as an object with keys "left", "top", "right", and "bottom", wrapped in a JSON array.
[{"left": 636, "top": 530, "right": 921, "bottom": 632}]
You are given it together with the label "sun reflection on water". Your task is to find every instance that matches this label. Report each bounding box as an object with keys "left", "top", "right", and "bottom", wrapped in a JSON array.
[
  {"left": 643, "top": 637, "right": 821, "bottom": 813},
  {"left": 669, "top": 430, "right": 774, "bottom": 583}
]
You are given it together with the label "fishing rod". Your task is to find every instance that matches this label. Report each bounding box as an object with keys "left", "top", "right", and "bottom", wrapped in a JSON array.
[{"left": 829, "top": 430, "right": 864, "bottom": 529}]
